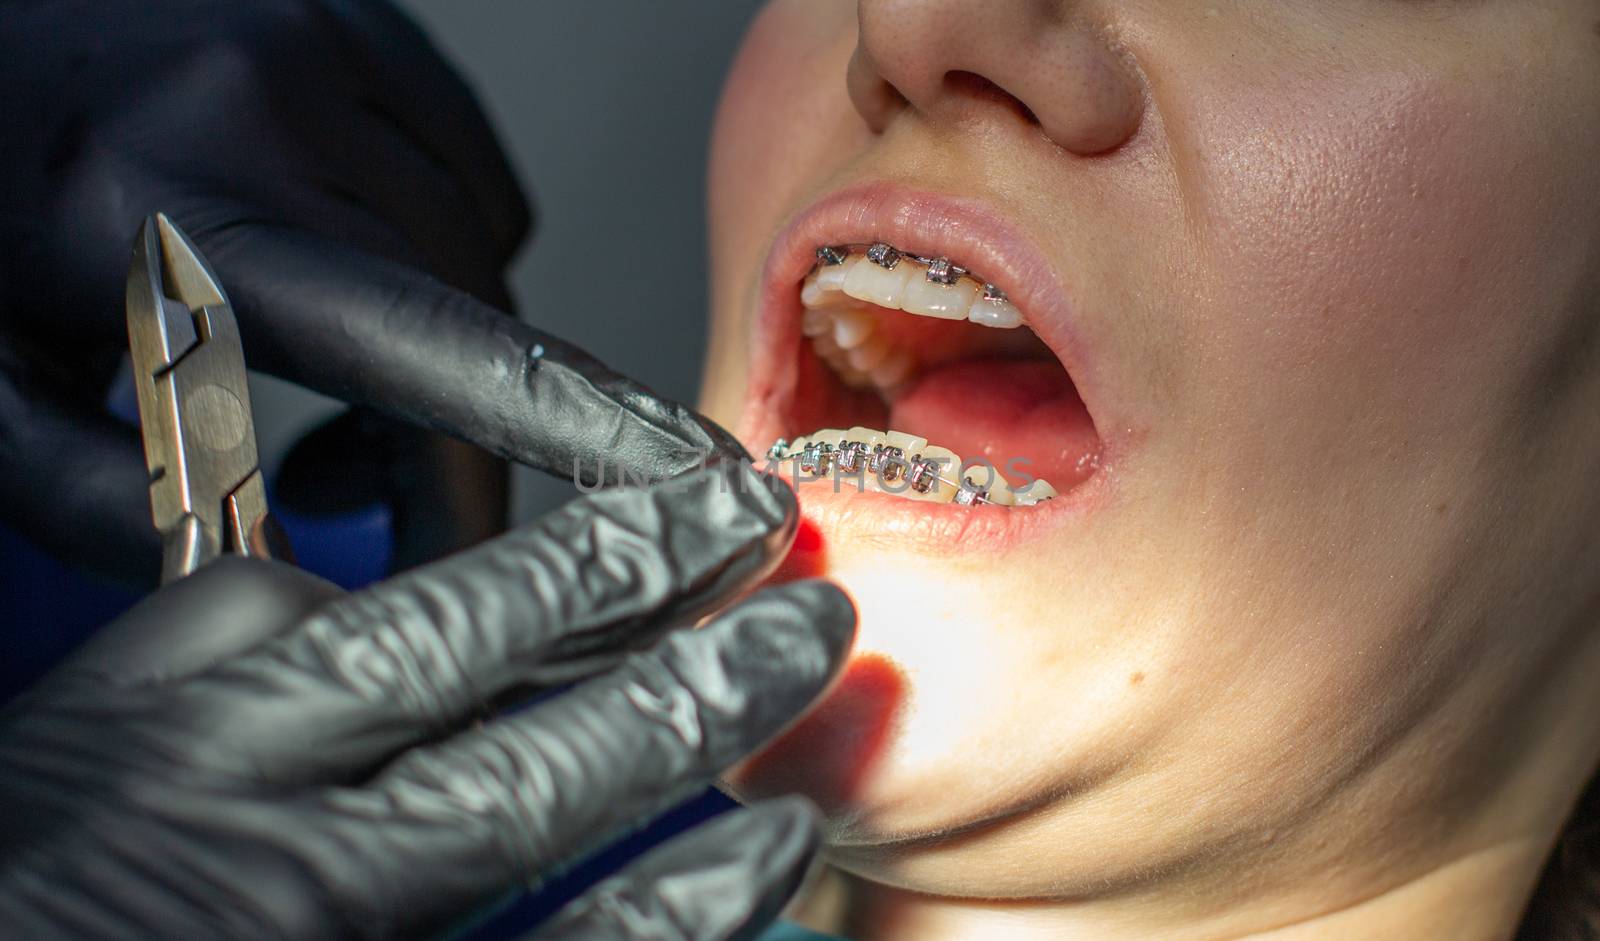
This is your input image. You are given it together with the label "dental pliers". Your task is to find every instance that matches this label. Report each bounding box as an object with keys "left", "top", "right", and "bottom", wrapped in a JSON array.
[{"left": 126, "top": 213, "right": 292, "bottom": 583}]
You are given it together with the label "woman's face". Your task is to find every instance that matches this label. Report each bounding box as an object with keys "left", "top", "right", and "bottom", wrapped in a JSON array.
[{"left": 701, "top": 0, "right": 1600, "bottom": 912}]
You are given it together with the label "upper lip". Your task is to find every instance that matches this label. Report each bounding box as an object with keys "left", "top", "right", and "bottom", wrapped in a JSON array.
[{"left": 735, "top": 180, "right": 1110, "bottom": 454}]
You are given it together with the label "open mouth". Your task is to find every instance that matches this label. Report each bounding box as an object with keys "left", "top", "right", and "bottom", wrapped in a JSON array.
[{"left": 763, "top": 239, "right": 1102, "bottom": 511}]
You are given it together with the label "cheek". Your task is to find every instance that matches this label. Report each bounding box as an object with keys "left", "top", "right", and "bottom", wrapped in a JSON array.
[
  {"left": 708, "top": 1, "right": 861, "bottom": 255},
  {"left": 1192, "top": 71, "right": 1567, "bottom": 423},
  {"left": 704, "top": 2, "right": 860, "bottom": 419},
  {"left": 1136, "top": 60, "right": 1600, "bottom": 727}
]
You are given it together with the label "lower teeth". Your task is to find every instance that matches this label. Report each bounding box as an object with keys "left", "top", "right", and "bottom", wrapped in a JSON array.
[{"left": 766, "top": 428, "right": 1058, "bottom": 508}]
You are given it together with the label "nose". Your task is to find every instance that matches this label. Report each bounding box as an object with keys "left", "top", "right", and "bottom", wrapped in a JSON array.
[{"left": 848, "top": 0, "right": 1146, "bottom": 156}]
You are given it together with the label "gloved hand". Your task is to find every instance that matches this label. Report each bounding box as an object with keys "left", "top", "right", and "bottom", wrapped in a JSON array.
[
  {"left": 0, "top": 0, "right": 746, "bottom": 584},
  {"left": 0, "top": 463, "right": 854, "bottom": 940}
]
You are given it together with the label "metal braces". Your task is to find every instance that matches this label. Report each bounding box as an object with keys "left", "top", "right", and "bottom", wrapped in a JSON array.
[
  {"left": 767, "top": 436, "right": 998, "bottom": 505},
  {"left": 814, "top": 243, "right": 1008, "bottom": 301}
]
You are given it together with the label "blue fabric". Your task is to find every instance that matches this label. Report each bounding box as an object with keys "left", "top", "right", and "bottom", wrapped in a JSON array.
[
  {"left": 453, "top": 788, "right": 740, "bottom": 939},
  {"left": 758, "top": 922, "right": 844, "bottom": 941},
  {"left": 0, "top": 496, "right": 391, "bottom": 700}
]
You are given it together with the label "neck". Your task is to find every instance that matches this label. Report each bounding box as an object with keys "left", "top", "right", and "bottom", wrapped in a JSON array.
[{"left": 793, "top": 835, "right": 1551, "bottom": 941}]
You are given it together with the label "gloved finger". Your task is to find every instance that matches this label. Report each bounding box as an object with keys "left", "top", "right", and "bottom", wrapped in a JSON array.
[
  {"left": 317, "top": 0, "right": 531, "bottom": 253},
  {"left": 0, "top": 362, "right": 158, "bottom": 587},
  {"left": 300, "top": 581, "right": 853, "bottom": 938},
  {"left": 52, "top": 559, "right": 341, "bottom": 689},
  {"left": 202, "top": 224, "right": 749, "bottom": 483},
  {"left": 200, "top": 463, "right": 799, "bottom": 785},
  {"left": 532, "top": 797, "right": 823, "bottom": 941}
]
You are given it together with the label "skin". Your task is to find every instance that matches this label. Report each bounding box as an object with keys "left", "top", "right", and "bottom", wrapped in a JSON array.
[{"left": 698, "top": 2, "right": 1600, "bottom": 938}]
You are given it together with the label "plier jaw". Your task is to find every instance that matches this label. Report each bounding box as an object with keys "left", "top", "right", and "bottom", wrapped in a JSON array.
[{"left": 126, "top": 213, "right": 291, "bottom": 583}]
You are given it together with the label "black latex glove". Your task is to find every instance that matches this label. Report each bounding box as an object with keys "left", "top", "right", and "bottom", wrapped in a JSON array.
[
  {"left": 0, "top": 0, "right": 746, "bottom": 585},
  {"left": 0, "top": 464, "right": 853, "bottom": 940}
]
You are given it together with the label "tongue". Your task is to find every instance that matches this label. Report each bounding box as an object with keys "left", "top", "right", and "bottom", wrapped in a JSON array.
[{"left": 887, "top": 357, "right": 1099, "bottom": 490}]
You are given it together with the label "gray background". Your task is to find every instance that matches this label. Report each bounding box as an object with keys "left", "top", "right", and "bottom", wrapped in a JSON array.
[
  {"left": 402, "top": 0, "right": 768, "bottom": 521},
  {"left": 255, "top": 1, "right": 767, "bottom": 523}
]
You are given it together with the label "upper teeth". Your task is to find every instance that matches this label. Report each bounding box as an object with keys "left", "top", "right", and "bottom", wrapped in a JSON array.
[
  {"left": 808, "top": 243, "right": 1023, "bottom": 329},
  {"left": 800, "top": 243, "right": 1025, "bottom": 392}
]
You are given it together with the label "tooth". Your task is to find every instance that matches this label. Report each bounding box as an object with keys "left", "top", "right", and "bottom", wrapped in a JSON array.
[
  {"left": 795, "top": 430, "right": 846, "bottom": 478},
  {"left": 832, "top": 309, "right": 874, "bottom": 349},
  {"left": 903, "top": 273, "right": 978, "bottom": 321},
  {"left": 866, "top": 242, "right": 901, "bottom": 268},
  {"left": 968, "top": 293, "right": 1024, "bottom": 329},
  {"left": 884, "top": 430, "right": 928, "bottom": 455},
  {"left": 1012, "top": 478, "right": 1058, "bottom": 506},
  {"left": 870, "top": 348, "right": 915, "bottom": 389},
  {"left": 955, "top": 463, "right": 1015, "bottom": 506},
  {"left": 801, "top": 260, "right": 858, "bottom": 308},
  {"left": 801, "top": 308, "right": 833, "bottom": 337},
  {"left": 843, "top": 255, "right": 915, "bottom": 309},
  {"left": 846, "top": 426, "right": 887, "bottom": 448},
  {"left": 812, "top": 330, "right": 843, "bottom": 358},
  {"left": 924, "top": 257, "right": 958, "bottom": 284},
  {"left": 839, "top": 365, "right": 875, "bottom": 388},
  {"left": 866, "top": 430, "right": 925, "bottom": 498},
  {"left": 822, "top": 349, "right": 857, "bottom": 380},
  {"left": 841, "top": 428, "right": 889, "bottom": 482},
  {"left": 800, "top": 277, "right": 828, "bottom": 308},
  {"left": 847, "top": 335, "right": 892, "bottom": 371},
  {"left": 767, "top": 439, "right": 808, "bottom": 482},
  {"left": 821, "top": 349, "right": 856, "bottom": 379},
  {"left": 816, "top": 257, "right": 855, "bottom": 292},
  {"left": 832, "top": 439, "right": 871, "bottom": 478},
  {"left": 899, "top": 445, "right": 961, "bottom": 504}
]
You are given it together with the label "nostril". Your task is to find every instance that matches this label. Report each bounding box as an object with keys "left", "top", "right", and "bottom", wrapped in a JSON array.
[
  {"left": 847, "top": 44, "right": 909, "bottom": 134},
  {"left": 942, "top": 71, "right": 1039, "bottom": 126}
]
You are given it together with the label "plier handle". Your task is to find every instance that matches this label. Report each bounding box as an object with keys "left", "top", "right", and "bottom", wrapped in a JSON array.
[{"left": 126, "top": 213, "right": 292, "bottom": 583}]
